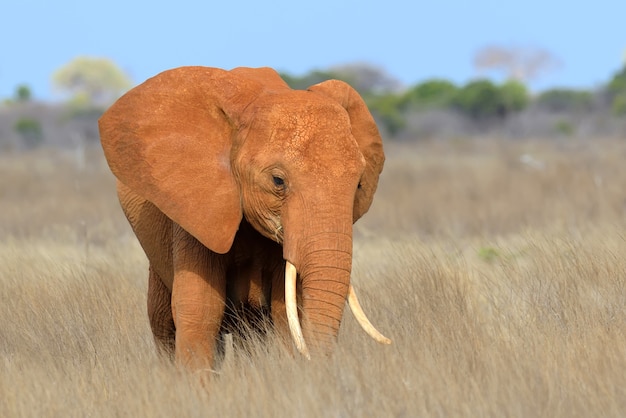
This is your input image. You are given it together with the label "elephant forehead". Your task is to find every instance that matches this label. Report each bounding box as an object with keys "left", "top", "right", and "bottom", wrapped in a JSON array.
[
  {"left": 283, "top": 111, "right": 343, "bottom": 149},
  {"left": 285, "top": 143, "right": 364, "bottom": 183},
  {"left": 282, "top": 121, "right": 361, "bottom": 174},
  {"left": 244, "top": 94, "right": 364, "bottom": 175}
]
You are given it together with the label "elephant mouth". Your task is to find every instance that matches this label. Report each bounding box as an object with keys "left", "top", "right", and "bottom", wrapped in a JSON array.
[
  {"left": 283, "top": 260, "right": 391, "bottom": 358},
  {"left": 243, "top": 214, "right": 284, "bottom": 244},
  {"left": 271, "top": 216, "right": 283, "bottom": 244}
]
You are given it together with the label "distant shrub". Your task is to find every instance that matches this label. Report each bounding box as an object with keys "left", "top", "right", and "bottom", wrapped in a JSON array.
[
  {"left": 400, "top": 79, "right": 458, "bottom": 110},
  {"left": 366, "top": 93, "right": 406, "bottom": 137},
  {"left": 611, "top": 93, "right": 626, "bottom": 116},
  {"left": 61, "top": 103, "right": 105, "bottom": 121},
  {"left": 14, "top": 117, "right": 43, "bottom": 148},
  {"left": 478, "top": 246, "right": 500, "bottom": 263},
  {"left": 606, "top": 66, "right": 626, "bottom": 116},
  {"left": 452, "top": 79, "right": 504, "bottom": 120},
  {"left": 554, "top": 120, "right": 575, "bottom": 136},
  {"left": 451, "top": 79, "right": 529, "bottom": 120},
  {"left": 453, "top": 79, "right": 494, "bottom": 118},
  {"left": 499, "top": 80, "right": 529, "bottom": 113},
  {"left": 280, "top": 70, "right": 340, "bottom": 91},
  {"left": 15, "top": 84, "right": 33, "bottom": 102},
  {"left": 607, "top": 66, "right": 626, "bottom": 97},
  {"left": 536, "top": 88, "right": 593, "bottom": 113}
]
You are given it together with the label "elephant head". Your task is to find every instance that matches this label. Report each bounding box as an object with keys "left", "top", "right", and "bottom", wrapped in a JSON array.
[{"left": 99, "top": 66, "right": 389, "bottom": 360}]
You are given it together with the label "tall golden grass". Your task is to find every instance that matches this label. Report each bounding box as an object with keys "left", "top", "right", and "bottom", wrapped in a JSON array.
[{"left": 1, "top": 139, "right": 625, "bottom": 417}]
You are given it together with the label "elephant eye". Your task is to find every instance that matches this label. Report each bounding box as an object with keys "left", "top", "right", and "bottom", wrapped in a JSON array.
[
  {"left": 272, "top": 175, "right": 285, "bottom": 188},
  {"left": 357, "top": 182, "right": 362, "bottom": 190}
]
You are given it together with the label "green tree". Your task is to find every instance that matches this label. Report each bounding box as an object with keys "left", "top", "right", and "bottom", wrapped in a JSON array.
[
  {"left": 499, "top": 80, "right": 529, "bottom": 113},
  {"left": 452, "top": 79, "right": 503, "bottom": 119},
  {"left": 612, "top": 93, "right": 626, "bottom": 116},
  {"left": 15, "top": 84, "right": 32, "bottom": 102},
  {"left": 14, "top": 118, "right": 43, "bottom": 148},
  {"left": 607, "top": 66, "right": 626, "bottom": 115},
  {"left": 280, "top": 70, "right": 340, "bottom": 90},
  {"left": 329, "top": 63, "right": 401, "bottom": 94},
  {"left": 536, "top": 88, "right": 593, "bottom": 113},
  {"left": 52, "top": 56, "right": 132, "bottom": 106},
  {"left": 364, "top": 93, "right": 405, "bottom": 137},
  {"left": 607, "top": 66, "right": 626, "bottom": 96},
  {"left": 400, "top": 79, "right": 458, "bottom": 110},
  {"left": 281, "top": 63, "right": 400, "bottom": 96},
  {"left": 452, "top": 79, "right": 529, "bottom": 120}
]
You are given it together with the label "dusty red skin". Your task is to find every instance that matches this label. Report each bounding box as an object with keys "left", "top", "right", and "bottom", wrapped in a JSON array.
[{"left": 99, "top": 66, "right": 385, "bottom": 370}]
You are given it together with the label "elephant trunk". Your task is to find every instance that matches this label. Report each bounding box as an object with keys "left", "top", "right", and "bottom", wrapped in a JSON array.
[
  {"left": 282, "top": 200, "right": 390, "bottom": 357},
  {"left": 282, "top": 214, "right": 354, "bottom": 356},
  {"left": 297, "top": 229, "right": 353, "bottom": 353}
]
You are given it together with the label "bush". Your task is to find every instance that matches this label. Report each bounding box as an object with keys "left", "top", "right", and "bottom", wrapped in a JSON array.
[
  {"left": 14, "top": 117, "right": 43, "bottom": 148},
  {"left": 536, "top": 88, "right": 593, "bottom": 113},
  {"left": 365, "top": 93, "right": 406, "bottom": 137},
  {"left": 280, "top": 70, "right": 340, "bottom": 91},
  {"left": 451, "top": 79, "right": 529, "bottom": 120},
  {"left": 607, "top": 66, "right": 626, "bottom": 97},
  {"left": 15, "top": 85, "right": 32, "bottom": 102},
  {"left": 452, "top": 79, "right": 504, "bottom": 120},
  {"left": 611, "top": 93, "right": 626, "bottom": 116},
  {"left": 606, "top": 66, "right": 626, "bottom": 115},
  {"left": 400, "top": 79, "right": 458, "bottom": 110},
  {"left": 500, "top": 80, "right": 529, "bottom": 113},
  {"left": 554, "top": 120, "right": 575, "bottom": 136}
]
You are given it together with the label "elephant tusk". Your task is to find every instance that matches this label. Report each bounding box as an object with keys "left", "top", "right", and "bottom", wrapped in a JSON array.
[
  {"left": 285, "top": 261, "right": 311, "bottom": 359},
  {"left": 348, "top": 285, "right": 392, "bottom": 345}
]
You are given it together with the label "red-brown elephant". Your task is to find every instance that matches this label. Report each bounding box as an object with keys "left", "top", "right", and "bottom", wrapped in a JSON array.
[{"left": 99, "top": 66, "right": 390, "bottom": 371}]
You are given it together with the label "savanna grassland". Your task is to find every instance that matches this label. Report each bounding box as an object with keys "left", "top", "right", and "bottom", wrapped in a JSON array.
[{"left": 1, "top": 138, "right": 625, "bottom": 417}]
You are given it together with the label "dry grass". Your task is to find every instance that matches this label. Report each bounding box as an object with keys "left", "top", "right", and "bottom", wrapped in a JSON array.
[{"left": 1, "top": 138, "right": 625, "bottom": 417}]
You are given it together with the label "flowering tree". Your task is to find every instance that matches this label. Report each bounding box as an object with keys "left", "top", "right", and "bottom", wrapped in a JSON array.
[{"left": 52, "top": 56, "right": 132, "bottom": 106}]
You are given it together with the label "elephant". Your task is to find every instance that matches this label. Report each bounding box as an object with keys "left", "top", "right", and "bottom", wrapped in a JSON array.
[{"left": 98, "top": 66, "right": 390, "bottom": 370}]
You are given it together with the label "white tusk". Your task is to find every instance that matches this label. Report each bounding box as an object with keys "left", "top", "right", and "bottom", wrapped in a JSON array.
[
  {"left": 348, "top": 285, "right": 392, "bottom": 345},
  {"left": 285, "top": 261, "right": 311, "bottom": 359}
]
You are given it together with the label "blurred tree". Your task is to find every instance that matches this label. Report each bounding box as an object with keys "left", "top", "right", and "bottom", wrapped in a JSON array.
[
  {"left": 499, "top": 80, "right": 529, "bottom": 113},
  {"left": 607, "top": 66, "right": 626, "bottom": 94},
  {"left": 473, "top": 45, "right": 560, "bottom": 83},
  {"left": 452, "top": 79, "right": 503, "bottom": 119},
  {"left": 14, "top": 117, "right": 43, "bottom": 148},
  {"left": 452, "top": 79, "right": 529, "bottom": 120},
  {"left": 611, "top": 94, "right": 626, "bottom": 115},
  {"left": 329, "top": 62, "right": 402, "bottom": 94},
  {"left": 280, "top": 69, "right": 339, "bottom": 90},
  {"left": 52, "top": 56, "right": 132, "bottom": 106},
  {"left": 399, "top": 79, "right": 458, "bottom": 110},
  {"left": 281, "top": 63, "right": 401, "bottom": 95},
  {"left": 606, "top": 65, "right": 626, "bottom": 115},
  {"left": 365, "top": 93, "right": 405, "bottom": 137},
  {"left": 536, "top": 88, "right": 594, "bottom": 113},
  {"left": 15, "top": 84, "right": 32, "bottom": 102}
]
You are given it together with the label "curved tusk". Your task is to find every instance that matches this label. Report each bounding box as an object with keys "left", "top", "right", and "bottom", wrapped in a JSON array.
[
  {"left": 285, "top": 261, "right": 311, "bottom": 359},
  {"left": 348, "top": 284, "right": 392, "bottom": 345}
]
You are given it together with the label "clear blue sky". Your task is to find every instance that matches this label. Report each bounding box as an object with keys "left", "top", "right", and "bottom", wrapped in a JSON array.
[{"left": 2, "top": 0, "right": 624, "bottom": 100}]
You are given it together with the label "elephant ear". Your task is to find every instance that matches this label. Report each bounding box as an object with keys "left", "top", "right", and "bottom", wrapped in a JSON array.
[
  {"left": 307, "top": 80, "right": 385, "bottom": 221},
  {"left": 99, "top": 66, "right": 262, "bottom": 254}
]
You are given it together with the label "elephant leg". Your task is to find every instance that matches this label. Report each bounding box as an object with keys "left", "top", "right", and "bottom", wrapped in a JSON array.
[
  {"left": 147, "top": 266, "right": 175, "bottom": 358},
  {"left": 171, "top": 225, "right": 227, "bottom": 371}
]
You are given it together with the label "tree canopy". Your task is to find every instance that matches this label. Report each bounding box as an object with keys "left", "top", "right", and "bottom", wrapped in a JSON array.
[{"left": 52, "top": 56, "right": 132, "bottom": 106}]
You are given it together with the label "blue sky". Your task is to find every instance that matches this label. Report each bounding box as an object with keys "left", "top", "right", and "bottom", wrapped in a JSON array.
[{"left": 1, "top": 0, "right": 624, "bottom": 100}]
